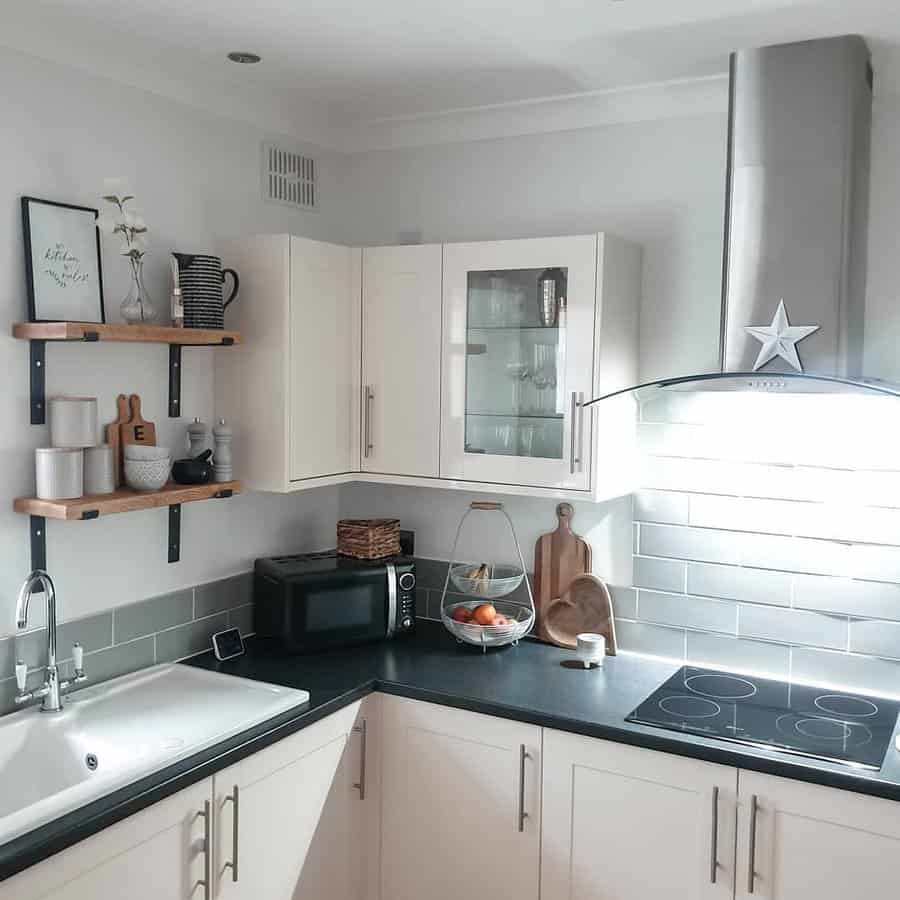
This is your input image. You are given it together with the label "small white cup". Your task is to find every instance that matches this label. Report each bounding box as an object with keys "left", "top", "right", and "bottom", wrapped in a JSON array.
[{"left": 576, "top": 633, "right": 606, "bottom": 669}]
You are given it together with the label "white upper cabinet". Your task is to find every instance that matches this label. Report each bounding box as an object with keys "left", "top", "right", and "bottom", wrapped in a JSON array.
[
  {"left": 361, "top": 244, "right": 443, "bottom": 477},
  {"left": 542, "top": 728, "right": 738, "bottom": 900},
  {"left": 440, "top": 234, "right": 640, "bottom": 496},
  {"left": 736, "top": 771, "right": 900, "bottom": 900},
  {"left": 215, "top": 235, "right": 359, "bottom": 492},
  {"left": 216, "top": 231, "right": 639, "bottom": 497}
]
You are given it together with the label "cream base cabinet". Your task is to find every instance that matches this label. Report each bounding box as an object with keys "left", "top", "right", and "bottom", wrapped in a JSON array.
[
  {"left": 213, "top": 700, "right": 376, "bottom": 900},
  {"left": 736, "top": 771, "right": 900, "bottom": 899},
  {"left": 380, "top": 695, "right": 542, "bottom": 900},
  {"left": 361, "top": 244, "right": 443, "bottom": 477},
  {"left": 294, "top": 696, "right": 381, "bottom": 900},
  {"left": 440, "top": 234, "right": 640, "bottom": 497},
  {"left": 215, "top": 235, "right": 360, "bottom": 492},
  {"left": 0, "top": 780, "right": 210, "bottom": 900},
  {"left": 541, "top": 729, "right": 738, "bottom": 900}
]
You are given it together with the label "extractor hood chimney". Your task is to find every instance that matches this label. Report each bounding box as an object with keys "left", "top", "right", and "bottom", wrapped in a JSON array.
[{"left": 720, "top": 35, "right": 873, "bottom": 379}]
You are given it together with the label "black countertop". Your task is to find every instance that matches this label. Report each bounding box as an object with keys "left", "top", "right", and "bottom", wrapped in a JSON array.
[{"left": 4, "top": 620, "right": 900, "bottom": 881}]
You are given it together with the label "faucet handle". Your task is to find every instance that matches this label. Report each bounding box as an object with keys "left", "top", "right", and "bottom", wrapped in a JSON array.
[
  {"left": 72, "top": 642, "right": 84, "bottom": 676},
  {"left": 15, "top": 660, "right": 27, "bottom": 693}
]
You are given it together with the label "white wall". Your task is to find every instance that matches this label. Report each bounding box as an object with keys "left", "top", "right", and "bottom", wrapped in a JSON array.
[{"left": 0, "top": 48, "right": 347, "bottom": 636}]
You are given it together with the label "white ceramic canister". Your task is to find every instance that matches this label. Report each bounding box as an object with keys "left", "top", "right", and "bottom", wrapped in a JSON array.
[
  {"left": 83, "top": 445, "right": 116, "bottom": 495},
  {"left": 36, "top": 448, "right": 83, "bottom": 500},
  {"left": 49, "top": 396, "right": 98, "bottom": 448}
]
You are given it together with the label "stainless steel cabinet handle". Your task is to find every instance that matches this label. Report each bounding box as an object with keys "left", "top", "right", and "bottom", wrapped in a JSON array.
[
  {"left": 352, "top": 719, "right": 368, "bottom": 801},
  {"left": 223, "top": 785, "right": 240, "bottom": 883},
  {"left": 196, "top": 800, "right": 211, "bottom": 900},
  {"left": 709, "top": 786, "right": 719, "bottom": 884},
  {"left": 517, "top": 744, "right": 532, "bottom": 832},
  {"left": 747, "top": 793, "right": 759, "bottom": 894},
  {"left": 569, "top": 392, "right": 584, "bottom": 474},
  {"left": 363, "top": 386, "right": 374, "bottom": 458}
]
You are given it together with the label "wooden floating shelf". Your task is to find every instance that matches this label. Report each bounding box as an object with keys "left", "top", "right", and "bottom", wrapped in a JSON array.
[
  {"left": 13, "top": 322, "right": 241, "bottom": 345},
  {"left": 14, "top": 481, "right": 241, "bottom": 521}
]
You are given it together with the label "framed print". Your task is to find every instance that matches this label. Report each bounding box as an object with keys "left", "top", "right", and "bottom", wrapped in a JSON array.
[{"left": 22, "top": 196, "right": 105, "bottom": 323}]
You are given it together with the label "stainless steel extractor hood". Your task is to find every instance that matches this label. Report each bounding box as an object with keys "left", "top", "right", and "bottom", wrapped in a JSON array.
[
  {"left": 720, "top": 35, "right": 873, "bottom": 379},
  {"left": 583, "top": 35, "right": 900, "bottom": 410}
]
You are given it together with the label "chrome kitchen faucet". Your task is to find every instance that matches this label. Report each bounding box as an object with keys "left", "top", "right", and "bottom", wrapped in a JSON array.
[{"left": 14, "top": 570, "right": 86, "bottom": 712}]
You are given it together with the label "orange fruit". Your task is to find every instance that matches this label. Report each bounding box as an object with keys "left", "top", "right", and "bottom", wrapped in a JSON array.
[{"left": 472, "top": 603, "right": 497, "bottom": 625}]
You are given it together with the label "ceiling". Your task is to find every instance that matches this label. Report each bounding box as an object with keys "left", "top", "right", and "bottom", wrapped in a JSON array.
[{"left": 3, "top": 0, "right": 900, "bottom": 149}]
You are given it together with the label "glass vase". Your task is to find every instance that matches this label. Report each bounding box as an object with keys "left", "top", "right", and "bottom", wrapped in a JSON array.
[{"left": 120, "top": 258, "right": 156, "bottom": 325}]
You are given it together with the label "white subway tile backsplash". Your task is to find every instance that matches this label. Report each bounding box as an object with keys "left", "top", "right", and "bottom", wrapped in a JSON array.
[
  {"left": 793, "top": 575, "right": 900, "bottom": 620},
  {"left": 849, "top": 620, "right": 900, "bottom": 660},
  {"left": 685, "top": 631, "right": 791, "bottom": 681},
  {"left": 609, "top": 586, "right": 637, "bottom": 619},
  {"left": 633, "top": 491, "right": 689, "bottom": 525},
  {"left": 791, "top": 647, "right": 900, "bottom": 700},
  {"left": 849, "top": 543, "right": 900, "bottom": 583},
  {"left": 638, "top": 590, "right": 737, "bottom": 634},
  {"left": 636, "top": 390, "right": 900, "bottom": 697},
  {"left": 687, "top": 562, "right": 792, "bottom": 607},
  {"left": 615, "top": 620, "right": 685, "bottom": 661},
  {"left": 634, "top": 556, "right": 686, "bottom": 593},
  {"left": 738, "top": 604, "right": 847, "bottom": 651},
  {"left": 639, "top": 524, "right": 743, "bottom": 565}
]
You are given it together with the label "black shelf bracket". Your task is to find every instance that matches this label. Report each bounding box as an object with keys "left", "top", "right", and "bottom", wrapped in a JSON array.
[
  {"left": 168, "top": 504, "right": 181, "bottom": 563},
  {"left": 214, "top": 489, "right": 234, "bottom": 499},
  {"left": 169, "top": 344, "right": 182, "bottom": 418},
  {"left": 30, "top": 340, "right": 46, "bottom": 425},
  {"left": 30, "top": 516, "right": 47, "bottom": 572}
]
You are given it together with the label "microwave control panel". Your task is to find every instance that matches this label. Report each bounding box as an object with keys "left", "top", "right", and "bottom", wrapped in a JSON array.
[{"left": 398, "top": 569, "right": 416, "bottom": 631}]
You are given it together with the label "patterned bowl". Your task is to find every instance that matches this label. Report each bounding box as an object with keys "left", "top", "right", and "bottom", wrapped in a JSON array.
[{"left": 124, "top": 456, "right": 171, "bottom": 492}]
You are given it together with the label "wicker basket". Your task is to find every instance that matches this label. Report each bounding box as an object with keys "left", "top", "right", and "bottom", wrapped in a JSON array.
[{"left": 337, "top": 518, "right": 401, "bottom": 559}]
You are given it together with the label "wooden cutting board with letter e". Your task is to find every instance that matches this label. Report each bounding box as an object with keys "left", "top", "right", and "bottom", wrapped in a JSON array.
[
  {"left": 534, "top": 503, "right": 592, "bottom": 643},
  {"left": 105, "top": 393, "right": 131, "bottom": 486},
  {"left": 119, "top": 394, "right": 157, "bottom": 450}
]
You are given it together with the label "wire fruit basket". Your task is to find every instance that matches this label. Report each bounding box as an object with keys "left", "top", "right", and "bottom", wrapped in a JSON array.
[{"left": 440, "top": 502, "right": 535, "bottom": 651}]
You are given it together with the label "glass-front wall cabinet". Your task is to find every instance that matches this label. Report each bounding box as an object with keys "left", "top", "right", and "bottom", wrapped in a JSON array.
[
  {"left": 442, "top": 236, "right": 603, "bottom": 491},
  {"left": 464, "top": 268, "right": 567, "bottom": 461}
]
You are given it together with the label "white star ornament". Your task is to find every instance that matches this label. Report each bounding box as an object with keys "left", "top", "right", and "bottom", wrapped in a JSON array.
[{"left": 744, "top": 299, "right": 820, "bottom": 372}]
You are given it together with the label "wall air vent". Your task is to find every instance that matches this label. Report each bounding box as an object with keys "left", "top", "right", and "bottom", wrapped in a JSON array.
[{"left": 263, "top": 144, "right": 317, "bottom": 210}]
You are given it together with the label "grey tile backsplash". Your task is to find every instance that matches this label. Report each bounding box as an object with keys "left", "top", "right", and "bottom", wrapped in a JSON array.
[
  {"left": 621, "top": 390, "right": 900, "bottom": 698},
  {"left": 0, "top": 572, "right": 253, "bottom": 717}
]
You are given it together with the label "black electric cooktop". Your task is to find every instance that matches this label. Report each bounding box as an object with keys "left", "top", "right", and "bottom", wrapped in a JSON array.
[{"left": 627, "top": 666, "right": 900, "bottom": 771}]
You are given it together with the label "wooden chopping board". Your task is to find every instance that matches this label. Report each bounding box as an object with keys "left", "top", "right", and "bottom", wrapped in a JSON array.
[
  {"left": 534, "top": 503, "right": 592, "bottom": 644},
  {"left": 105, "top": 394, "right": 131, "bottom": 487},
  {"left": 544, "top": 574, "right": 617, "bottom": 654},
  {"left": 119, "top": 394, "right": 157, "bottom": 450}
]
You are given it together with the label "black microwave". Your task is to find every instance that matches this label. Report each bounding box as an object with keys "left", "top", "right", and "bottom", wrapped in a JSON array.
[{"left": 253, "top": 552, "right": 416, "bottom": 653}]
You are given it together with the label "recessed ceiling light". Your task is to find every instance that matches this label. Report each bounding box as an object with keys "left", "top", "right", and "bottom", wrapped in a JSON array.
[{"left": 227, "top": 52, "right": 262, "bottom": 64}]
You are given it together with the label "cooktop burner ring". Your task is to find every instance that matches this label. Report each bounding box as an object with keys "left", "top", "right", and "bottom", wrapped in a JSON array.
[
  {"left": 794, "top": 717, "right": 852, "bottom": 741},
  {"left": 684, "top": 673, "right": 758, "bottom": 700},
  {"left": 814, "top": 694, "right": 879, "bottom": 719},
  {"left": 659, "top": 695, "right": 722, "bottom": 719}
]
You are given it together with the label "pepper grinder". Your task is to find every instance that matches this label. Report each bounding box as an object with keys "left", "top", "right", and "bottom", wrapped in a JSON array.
[
  {"left": 212, "top": 418, "right": 233, "bottom": 483},
  {"left": 187, "top": 417, "right": 208, "bottom": 457}
]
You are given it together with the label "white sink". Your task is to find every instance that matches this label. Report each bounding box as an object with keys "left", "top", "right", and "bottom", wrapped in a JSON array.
[{"left": 0, "top": 664, "right": 309, "bottom": 845}]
